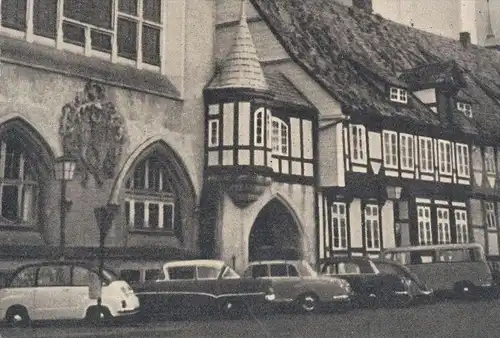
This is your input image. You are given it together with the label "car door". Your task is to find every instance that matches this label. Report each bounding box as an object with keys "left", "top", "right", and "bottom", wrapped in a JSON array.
[
  {"left": 33, "top": 264, "right": 74, "bottom": 320},
  {"left": 269, "top": 264, "right": 300, "bottom": 301},
  {"left": 162, "top": 265, "right": 198, "bottom": 316},
  {"left": 0, "top": 266, "right": 38, "bottom": 318},
  {"left": 71, "top": 265, "right": 97, "bottom": 318}
]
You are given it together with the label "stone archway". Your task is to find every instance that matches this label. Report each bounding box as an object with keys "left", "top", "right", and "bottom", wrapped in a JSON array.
[{"left": 248, "top": 198, "right": 304, "bottom": 262}]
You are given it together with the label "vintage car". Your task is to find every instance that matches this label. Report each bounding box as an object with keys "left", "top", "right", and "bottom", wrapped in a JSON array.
[
  {"left": 320, "top": 257, "right": 432, "bottom": 308},
  {"left": 242, "top": 260, "right": 352, "bottom": 313},
  {"left": 133, "top": 259, "right": 275, "bottom": 319},
  {"left": 0, "top": 261, "right": 139, "bottom": 327}
]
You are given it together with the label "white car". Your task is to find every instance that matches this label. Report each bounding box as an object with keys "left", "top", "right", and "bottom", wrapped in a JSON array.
[{"left": 0, "top": 261, "right": 139, "bottom": 327}]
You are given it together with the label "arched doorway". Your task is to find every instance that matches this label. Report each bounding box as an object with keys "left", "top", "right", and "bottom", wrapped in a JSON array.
[{"left": 248, "top": 198, "right": 303, "bottom": 262}]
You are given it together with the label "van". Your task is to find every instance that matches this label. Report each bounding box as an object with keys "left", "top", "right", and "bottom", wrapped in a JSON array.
[{"left": 382, "top": 244, "right": 497, "bottom": 299}]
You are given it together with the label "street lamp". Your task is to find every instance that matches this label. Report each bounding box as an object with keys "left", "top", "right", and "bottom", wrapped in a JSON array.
[{"left": 55, "top": 154, "right": 77, "bottom": 260}]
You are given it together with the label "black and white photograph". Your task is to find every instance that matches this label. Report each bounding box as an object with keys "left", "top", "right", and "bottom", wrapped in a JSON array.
[{"left": 2, "top": 0, "right": 500, "bottom": 337}]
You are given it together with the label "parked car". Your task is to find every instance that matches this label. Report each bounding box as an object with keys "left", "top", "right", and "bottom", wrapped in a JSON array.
[
  {"left": 133, "top": 260, "right": 276, "bottom": 319},
  {"left": 320, "top": 256, "right": 428, "bottom": 308},
  {"left": 243, "top": 260, "right": 352, "bottom": 313},
  {"left": 0, "top": 261, "right": 139, "bottom": 327}
]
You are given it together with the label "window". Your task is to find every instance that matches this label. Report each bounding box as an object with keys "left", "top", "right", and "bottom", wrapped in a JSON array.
[
  {"left": 400, "top": 134, "right": 414, "bottom": 170},
  {"left": 1, "top": 0, "right": 163, "bottom": 68},
  {"left": 266, "top": 110, "right": 272, "bottom": 149},
  {"left": 454, "top": 210, "right": 468, "bottom": 244},
  {"left": 270, "top": 264, "right": 288, "bottom": 277},
  {"left": 221, "top": 266, "right": 240, "bottom": 279},
  {"left": 287, "top": 265, "right": 299, "bottom": 277},
  {"left": 485, "top": 147, "right": 496, "bottom": 174},
  {"left": 271, "top": 117, "right": 289, "bottom": 156},
  {"left": 419, "top": 137, "right": 434, "bottom": 173},
  {"left": 485, "top": 201, "right": 497, "bottom": 229},
  {"left": 10, "top": 266, "right": 37, "bottom": 288},
  {"left": 350, "top": 124, "right": 366, "bottom": 164},
  {"left": 37, "top": 265, "right": 71, "bottom": 287},
  {"left": 254, "top": 108, "right": 264, "bottom": 146},
  {"left": 208, "top": 119, "right": 219, "bottom": 148},
  {"left": 417, "top": 206, "right": 432, "bottom": 245},
  {"left": 438, "top": 140, "right": 452, "bottom": 175},
  {"left": 120, "top": 270, "right": 141, "bottom": 284},
  {"left": 456, "top": 144, "right": 470, "bottom": 177},
  {"left": 324, "top": 262, "right": 361, "bottom": 275},
  {"left": 436, "top": 208, "right": 451, "bottom": 244},
  {"left": 438, "top": 249, "right": 468, "bottom": 262},
  {"left": 250, "top": 265, "right": 269, "bottom": 278},
  {"left": 145, "top": 269, "right": 164, "bottom": 281},
  {"left": 389, "top": 87, "right": 408, "bottom": 104},
  {"left": 73, "top": 266, "right": 100, "bottom": 286},
  {"left": 125, "top": 156, "right": 176, "bottom": 232},
  {"left": 383, "top": 131, "right": 398, "bottom": 169},
  {"left": 410, "top": 251, "right": 435, "bottom": 264},
  {"left": 364, "top": 204, "right": 380, "bottom": 250},
  {"left": 167, "top": 266, "right": 195, "bottom": 280},
  {"left": 0, "top": 138, "right": 39, "bottom": 226},
  {"left": 196, "top": 267, "right": 220, "bottom": 280},
  {"left": 330, "top": 202, "right": 348, "bottom": 250},
  {"left": 457, "top": 102, "right": 472, "bottom": 118}
]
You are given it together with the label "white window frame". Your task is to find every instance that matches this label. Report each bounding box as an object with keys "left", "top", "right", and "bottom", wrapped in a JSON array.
[
  {"left": 208, "top": 119, "right": 219, "bottom": 148},
  {"left": 436, "top": 207, "right": 451, "bottom": 244},
  {"left": 330, "top": 202, "right": 348, "bottom": 250},
  {"left": 417, "top": 205, "right": 432, "bottom": 245},
  {"left": 456, "top": 143, "right": 470, "bottom": 177},
  {"left": 266, "top": 109, "right": 272, "bottom": 149},
  {"left": 485, "top": 201, "right": 497, "bottom": 230},
  {"left": 253, "top": 108, "right": 265, "bottom": 147},
  {"left": 350, "top": 124, "right": 367, "bottom": 164},
  {"left": 457, "top": 102, "right": 472, "bottom": 118},
  {"left": 364, "top": 204, "right": 380, "bottom": 250},
  {"left": 484, "top": 146, "right": 496, "bottom": 174},
  {"left": 419, "top": 137, "right": 434, "bottom": 173},
  {"left": 400, "top": 133, "right": 414, "bottom": 170},
  {"left": 389, "top": 87, "right": 408, "bottom": 104},
  {"left": 438, "top": 140, "right": 452, "bottom": 175},
  {"left": 0, "top": 0, "right": 164, "bottom": 72},
  {"left": 383, "top": 130, "right": 398, "bottom": 169},
  {"left": 454, "top": 209, "right": 469, "bottom": 244},
  {"left": 271, "top": 117, "right": 289, "bottom": 156}
]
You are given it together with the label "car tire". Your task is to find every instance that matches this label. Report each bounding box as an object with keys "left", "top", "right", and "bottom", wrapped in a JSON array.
[
  {"left": 86, "top": 305, "right": 111, "bottom": 326},
  {"left": 5, "top": 306, "right": 30, "bottom": 328},
  {"left": 297, "top": 293, "right": 319, "bottom": 314}
]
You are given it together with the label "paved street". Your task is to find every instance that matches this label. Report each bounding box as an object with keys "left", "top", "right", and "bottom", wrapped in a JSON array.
[{"left": 1, "top": 299, "right": 500, "bottom": 338}]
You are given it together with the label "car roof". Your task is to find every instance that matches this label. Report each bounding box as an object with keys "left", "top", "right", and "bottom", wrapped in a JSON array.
[
  {"left": 383, "top": 243, "right": 483, "bottom": 252},
  {"left": 162, "top": 259, "right": 227, "bottom": 269},
  {"left": 246, "top": 260, "right": 303, "bottom": 266},
  {"left": 320, "top": 257, "right": 372, "bottom": 264}
]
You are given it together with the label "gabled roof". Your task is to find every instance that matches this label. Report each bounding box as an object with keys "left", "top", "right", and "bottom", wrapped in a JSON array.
[
  {"left": 263, "top": 66, "right": 314, "bottom": 109},
  {"left": 250, "top": 0, "right": 500, "bottom": 139}
]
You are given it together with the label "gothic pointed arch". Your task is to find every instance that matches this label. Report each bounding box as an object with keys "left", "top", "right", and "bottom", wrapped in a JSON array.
[
  {"left": 248, "top": 195, "right": 305, "bottom": 261},
  {"left": 0, "top": 116, "right": 55, "bottom": 230},
  {"left": 115, "top": 140, "right": 197, "bottom": 245}
]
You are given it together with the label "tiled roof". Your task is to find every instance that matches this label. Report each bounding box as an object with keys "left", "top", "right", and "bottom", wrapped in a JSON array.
[
  {"left": 207, "top": 0, "right": 268, "bottom": 91},
  {"left": 263, "top": 66, "right": 313, "bottom": 108},
  {"left": 250, "top": 0, "right": 500, "bottom": 139}
]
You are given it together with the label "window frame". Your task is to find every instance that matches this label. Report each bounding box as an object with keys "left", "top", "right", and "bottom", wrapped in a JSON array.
[
  {"left": 350, "top": 124, "right": 367, "bottom": 164},
  {"left": 454, "top": 209, "right": 469, "bottom": 244},
  {"left": 0, "top": 0, "right": 164, "bottom": 72},
  {"left": 417, "top": 205, "right": 432, "bottom": 245},
  {"left": 399, "top": 133, "right": 414, "bottom": 171},
  {"left": 419, "top": 137, "right": 434, "bottom": 173},
  {"left": 436, "top": 207, "right": 451, "bottom": 244},
  {"left": 457, "top": 102, "right": 472, "bottom": 118},
  {"left": 383, "top": 130, "right": 398, "bottom": 169},
  {"left": 456, "top": 143, "right": 470, "bottom": 177},
  {"left": 364, "top": 204, "right": 381, "bottom": 250},
  {"left": 438, "top": 140, "right": 452, "bottom": 175},
  {"left": 389, "top": 87, "right": 408, "bottom": 104},
  {"left": 484, "top": 146, "right": 496, "bottom": 174},
  {"left": 330, "top": 202, "right": 348, "bottom": 250},
  {"left": 271, "top": 117, "right": 289, "bottom": 156},
  {"left": 485, "top": 201, "right": 497, "bottom": 230},
  {"left": 253, "top": 108, "right": 265, "bottom": 147}
]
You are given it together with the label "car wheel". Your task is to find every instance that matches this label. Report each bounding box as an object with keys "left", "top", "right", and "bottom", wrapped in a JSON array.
[
  {"left": 86, "top": 306, "right": 111, "bottom": 326},
  {"left": 297, "top": 293, "right": 319, "bottom": 314},
  {"left": 6, "top": 306, "right": 30, "bottom": 328}
]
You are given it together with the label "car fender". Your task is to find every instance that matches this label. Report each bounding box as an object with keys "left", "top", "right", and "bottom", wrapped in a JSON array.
[{"left": 293, "top": 279, "right": 347, "bottom": 301}]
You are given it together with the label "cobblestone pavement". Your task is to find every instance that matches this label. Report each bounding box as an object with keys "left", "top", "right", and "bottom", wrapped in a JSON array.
[{"left": 1, "top": 299, "right": 499, "bottom": 338}]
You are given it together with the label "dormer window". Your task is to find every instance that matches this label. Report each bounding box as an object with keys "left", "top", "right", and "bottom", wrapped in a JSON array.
[
  {"left": 457, "top": 102, "right": 472, "bottom": 118},
  {"left": 389, "top": 87, "right": 408, "bottom": 104}
]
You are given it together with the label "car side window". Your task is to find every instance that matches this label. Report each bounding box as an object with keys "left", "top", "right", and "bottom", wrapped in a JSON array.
[
  {"left": 376, "top": 263, "right": 401, "bottom": 276},
  {"left": 197, "top": 267, "right": 220, "bottom": 280},
  {"left": 120, "top": 270, "right": 141, "bottom": 284},
  {"left": 168, "top": 266, "right": 195, "bottom": 280},
  {"left": 10, "top": 266, "right": 37, "bottom": 287},
  {"left": 287, "top": 265, "right": 300, "bottom": 277},
  {"left": 251, "top": 265, "right": 269, "bottom": 278},
  {"left": 38, "top": 265, "right": 71, "bottom": 287},
  {"left": 73, "top": 266, "right": 101, "bottom": 286},
  {"left": 270, "top": 264, "right": 288, "bottom": 277},
  {"left": 145, "top": 269, "right": 164, "bottom": 281}
]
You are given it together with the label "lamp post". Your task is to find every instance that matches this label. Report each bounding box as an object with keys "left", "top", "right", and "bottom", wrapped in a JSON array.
[{"left": 54, "top": 154, "right": 77, "bottom": 260}]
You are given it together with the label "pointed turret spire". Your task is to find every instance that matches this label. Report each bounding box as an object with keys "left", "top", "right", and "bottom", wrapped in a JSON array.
[
  {"left": 209, "top": 0, "right": 268, "bottom": 91},
  {"left": 484, "top": 0, "right": 499, "bottom": 48}
]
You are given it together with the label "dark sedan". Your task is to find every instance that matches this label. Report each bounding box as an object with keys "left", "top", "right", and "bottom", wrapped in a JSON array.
[
  {"left": 320, "top": 257, "right": 433, "bottom": 308},
  {"left": 133, "top": 260, "right": 275, "bottom": 319}
]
